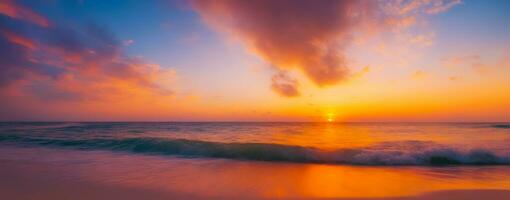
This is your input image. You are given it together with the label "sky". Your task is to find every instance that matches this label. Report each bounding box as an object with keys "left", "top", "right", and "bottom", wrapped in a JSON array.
[{"left": 0, "top": 0, "right": 509, "bottom": 122}]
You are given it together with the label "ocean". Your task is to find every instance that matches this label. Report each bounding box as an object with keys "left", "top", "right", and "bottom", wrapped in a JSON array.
[{"left": 1, "top": 122, "right": 510, "bottom": 199}]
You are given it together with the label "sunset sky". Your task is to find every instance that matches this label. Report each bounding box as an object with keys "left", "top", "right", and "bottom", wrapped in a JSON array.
[{"left": 1, "top": 0, "right": 509, "bottom": 122}]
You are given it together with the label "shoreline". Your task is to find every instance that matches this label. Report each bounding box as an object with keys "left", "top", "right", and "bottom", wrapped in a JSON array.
[
  {"left": 1, "top": 146, "right": 510, "bottom": 200},
  {"left": 2, "top": 161, "right": 509, "bottom": 200}
]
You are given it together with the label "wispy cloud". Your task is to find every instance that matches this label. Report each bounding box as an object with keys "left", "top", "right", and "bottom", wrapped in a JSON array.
[
  {"left": 382, "top": 0, "right": 462, "bottom": 16},
  {"left": 441, "top": 55, "right": 489, "bottom": 74},
  {"left": 122, "top": 39, "right": 134, "bottom": 46},
  {"left": 411, "top": 70, "right": 428, "bottom": 80}
]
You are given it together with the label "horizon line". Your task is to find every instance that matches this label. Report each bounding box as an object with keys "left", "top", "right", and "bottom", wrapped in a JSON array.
[{"left": 0, "top": 121, "right": 509, "bottom": 123}]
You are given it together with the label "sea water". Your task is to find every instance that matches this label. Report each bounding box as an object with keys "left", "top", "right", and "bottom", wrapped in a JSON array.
[{"left": 1, "top": 122, "right": 510, "bottom": 199}]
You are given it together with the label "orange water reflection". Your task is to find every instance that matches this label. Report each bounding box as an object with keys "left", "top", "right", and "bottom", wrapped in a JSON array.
[
  {"left": 148, "top": 123, "right": 510, "bottom": 153},
  {"left": 75, "top": 153, "right": 510, "bottom": 199},
  {"left": 2, "top": 146, "right": 510, "bottom": 199}
]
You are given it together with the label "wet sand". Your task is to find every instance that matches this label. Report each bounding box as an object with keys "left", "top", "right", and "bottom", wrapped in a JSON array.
[
  {"left": 1, "top": 146, "right": 510, "bottom": 200},
  {"left": 1, "top": 162, "right": 509, "bottom": 200}
]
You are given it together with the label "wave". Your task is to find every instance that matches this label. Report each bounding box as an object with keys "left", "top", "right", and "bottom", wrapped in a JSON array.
[
  {"left": 493, "top": 124, "right": 510, "bottom": 129},
  {"left": 0, "top": 122, "right": 85, "bottom": 131},
  {"left": 1, "top": 135, "right": 509, "bottom": 165}
]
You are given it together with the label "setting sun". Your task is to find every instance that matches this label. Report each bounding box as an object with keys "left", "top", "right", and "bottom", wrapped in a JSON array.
[{"left": 327, "top": 113, "right": 335, "bottom": 122}]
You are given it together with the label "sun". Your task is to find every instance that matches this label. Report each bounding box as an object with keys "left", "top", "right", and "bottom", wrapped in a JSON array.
[{"left": 326, "top": 113, "right": 335, "bottom": 122}]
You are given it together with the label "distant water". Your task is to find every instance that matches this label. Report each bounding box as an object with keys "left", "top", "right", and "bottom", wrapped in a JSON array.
[
  {"left": 0, "top": 122, "right": 510, "bottom": 165},
  {"left": 1, "top": 122, "right": 510, "bottom": 165}
]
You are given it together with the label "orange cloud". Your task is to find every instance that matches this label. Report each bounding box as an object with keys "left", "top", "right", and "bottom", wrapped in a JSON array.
[
  {"left": 409, "top": 32, "right": 435, "bottom": 46},
  {"left": 353, "top": 66, "right": 371, "bottom": 78},
  {"left": 448, "top": 76, "right": 459, "bottom": 81},
  {"left": 193, "top": 0, "right": 461, "bottom": 97},
  {"left": 411, "top": 70, "right": 428, "bottom": 80},
  {"left": 192, "top": 0, "right": 379, "bottom": 89}
]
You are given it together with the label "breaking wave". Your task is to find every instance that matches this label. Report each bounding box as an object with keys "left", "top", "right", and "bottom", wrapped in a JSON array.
[{"left": 1, "top": 134, "right": 509, "bottom": 166}]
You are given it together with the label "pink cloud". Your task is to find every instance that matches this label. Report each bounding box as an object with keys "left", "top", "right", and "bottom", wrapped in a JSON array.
[
  {"left": 0, "top": 2, "right": 175, "bottom": 105},
  {"left": 441, "top": 55, "right": 489, "bottom": 73},
  {"left": 0, "top": 0, "right": 50, "bottom": 27},
  {"left": 271, "top": 71, "right": 300, "bottom": 97}
]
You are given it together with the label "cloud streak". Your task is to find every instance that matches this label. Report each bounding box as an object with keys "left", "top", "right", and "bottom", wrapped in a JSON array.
[
  {"left": 382, "top": 0, "right": 462, "bottom": 16},
  {"left": 0, "top": 0, "right": 49, "bottom": 27}
]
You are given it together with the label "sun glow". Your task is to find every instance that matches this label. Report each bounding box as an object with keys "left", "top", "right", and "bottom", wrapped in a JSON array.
[{"left": 327, "top": 113, "right": 335, "bottom": 122}]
